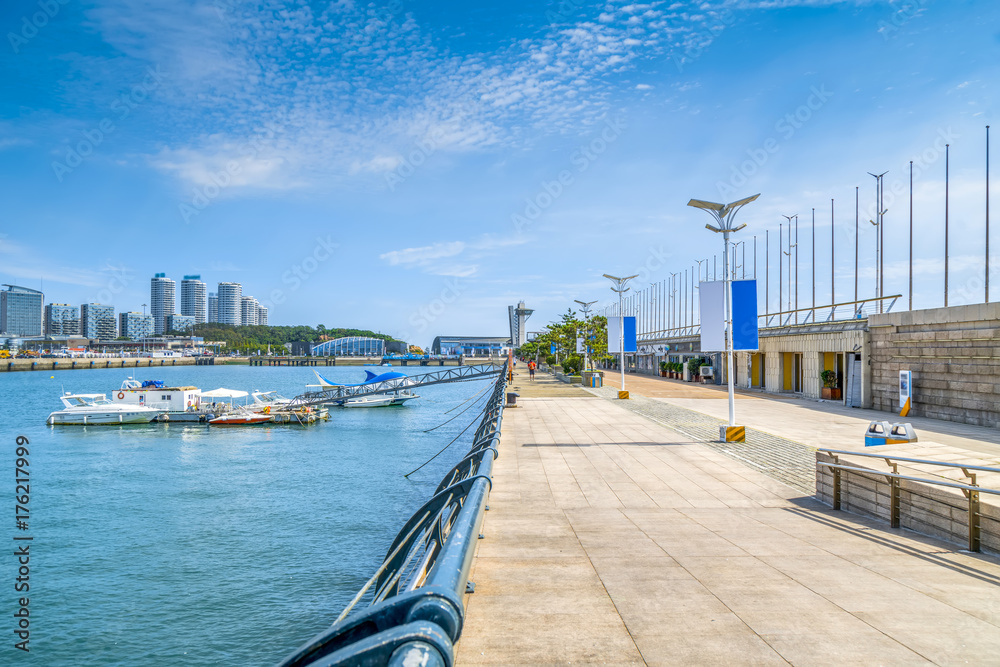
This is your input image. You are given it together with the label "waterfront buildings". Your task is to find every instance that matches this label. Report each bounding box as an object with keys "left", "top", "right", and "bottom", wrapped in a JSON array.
[
  {"left": 80, "top": 303, "right": 117, "bottom": 339},
  {"left": 150, "top": 273, "right": 176, "bottom": 335},
  {"left": 166, "top": 313, "right": 196, "bottom": 333},
  {"left": 208, "top": 292, "right": 218, "bottom": 323},
  {"left": 241, "top": 296, "right": 259, "bottom": 326},
  {"left": 119, "top": 311, "right": 154, "bottom": 341},
  {"left": 432, "top": 336, "right": 509, "bottom": 356},
  {"left": 0, "top": 285, "right": 43, "bottom": 336},
  {"left": 311, "top": 336, "right": 385, "bottom": 357},
  {"left": 45, "top": 303, "right": 80, "bottom": 336},
  {"left": 180, "top": 276, "right": 207, "bottom": 324},
  {"left": 257, "top": 304, "right": 268, "bottom": 325},
  {"left": 217, "top": 282, "right": 242, "bottom": 325}
]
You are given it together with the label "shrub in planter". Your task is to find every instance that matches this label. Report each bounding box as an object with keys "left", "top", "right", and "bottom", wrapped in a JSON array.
[
  {"left": 562, "top": 355, "right": 582, "bottom": 375},
  {"left": 820, "top": 369, "right": 841, "bottom": 399},
  {"left": 686, "top": 357, "right": 705, "bottom": 380},
  {"left": 545, "top": 355, "right": 556, "bottom": 366}
]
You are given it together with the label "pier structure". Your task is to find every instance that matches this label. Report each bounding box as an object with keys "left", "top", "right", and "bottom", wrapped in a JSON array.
[{"left": 452, "top": 368, "right": 1000, "bottom": 664}]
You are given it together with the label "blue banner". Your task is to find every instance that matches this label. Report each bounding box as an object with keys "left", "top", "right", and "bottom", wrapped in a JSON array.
[
  {"left": 623, "top": 316, "right": 637, "bottom": 353},
  {"left": 731, "top": 280, "right": 759, "bottom": 351}
]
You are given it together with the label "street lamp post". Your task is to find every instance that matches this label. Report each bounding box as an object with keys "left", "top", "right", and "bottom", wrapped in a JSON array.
[
  {"left": 687, "top": 194, "right": 760, "bottom": 438},
  {"left": 574, "top": 299, "right": 597, "bottom": 371},
  {"left": 603, "top": 274, "right": 638, "bottom": 394}
]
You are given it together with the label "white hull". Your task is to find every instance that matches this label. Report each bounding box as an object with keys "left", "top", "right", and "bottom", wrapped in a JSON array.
[
  {"left": 48, "top": 410, "right": 160, "bottom": 425},
  {"left": 342, "top": 393, "right": 419, "bottom": 408}
]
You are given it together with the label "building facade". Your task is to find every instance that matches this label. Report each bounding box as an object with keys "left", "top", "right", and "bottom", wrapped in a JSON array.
[
  {"left": 44, "top": 303, "right": 80, "bottom": 336},
  {"left": 0, "top": 285, "right": 43, "bottom": 336},
  {"left": 208, "top": 292, "right": 218, "bottom": 323},
  {"left": 217, "top": 282, "right": 242, "bottom": 325},
  {"left": 181, "top": 276, "right": 207, "bottom": 324},
  {"left": 311, "top": 336, "right": 385, "bottom": 357},
  {"left": 508, "top": 301, "right": 533, "bottom": 348},
  {"left": 80, "top": 303, "right": 117, "bottom": 339},
  {"left": 166, "top": 314, "right": 196, "bottom": 333},
  {"left": 241, "top": 296, "right": 259, "bottom": 326},
  {"left": 119, "top": 311, "right": 154, "bottom": 341},
  {"left": 257, "top": 304, "right": 268, "bottom": 326},
  {"left": 431, "top": 336, "right": 509, "bottom": 356},
  {"left": 150, "top": 273, "right": 176, "bottom": 335}
]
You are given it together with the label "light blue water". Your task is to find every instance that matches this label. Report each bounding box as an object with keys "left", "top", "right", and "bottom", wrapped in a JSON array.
[{"left": 0, "top": 365, "right": 491, "bottom": 666}]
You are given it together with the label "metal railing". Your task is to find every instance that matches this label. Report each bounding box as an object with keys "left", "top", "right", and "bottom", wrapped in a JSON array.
[
  {"left": 761, "top": 294, "right": 901, "bottom": 328},
  {"left": 817, "top": 448, "right": 1000, "bottom": 552},
  {"left": 278, "top": 361, "right": 509, "bottom": 667}
]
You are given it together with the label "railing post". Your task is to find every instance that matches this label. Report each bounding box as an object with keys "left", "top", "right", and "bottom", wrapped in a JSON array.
[
  {"left": 889, "top": 476, "right": 900, "bottom": 528},
  {"left": 832, "top": 467, "right": 841, "bottom": 510},
  {"left": 962, "top": 469, "right": 981, "bottom": 552}
]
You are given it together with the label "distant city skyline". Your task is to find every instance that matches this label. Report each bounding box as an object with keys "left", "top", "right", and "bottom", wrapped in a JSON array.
[{"left": 1, "top": 1, "right": 998, "bottom": 346}]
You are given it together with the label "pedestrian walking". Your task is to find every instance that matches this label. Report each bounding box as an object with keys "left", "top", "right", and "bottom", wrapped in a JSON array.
[{"left": 528, "top": 360, "right": 536, "bottom": 381}]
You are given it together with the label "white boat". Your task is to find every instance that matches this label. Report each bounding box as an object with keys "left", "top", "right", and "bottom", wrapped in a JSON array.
[
  {"left": 47, "top": 393, "right": 163, "bottom": 425},
  {"left": 343, "top": 391, "right": 419, "bottom": 408},
  {"left": 252, "top": 390, "right": 293, "bottom": 408},
  {"left": 208, "top": 410, "right": 273, "bottom": 426}
]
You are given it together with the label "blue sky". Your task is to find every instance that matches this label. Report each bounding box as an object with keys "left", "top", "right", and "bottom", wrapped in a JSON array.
[{"left": 1, "top": 0, "right": 998, "bottom": 347}]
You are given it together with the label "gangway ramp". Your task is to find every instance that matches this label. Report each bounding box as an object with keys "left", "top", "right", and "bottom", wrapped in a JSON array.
[{"left": 286, "top": 363, "right": 503, "bottom": 408}]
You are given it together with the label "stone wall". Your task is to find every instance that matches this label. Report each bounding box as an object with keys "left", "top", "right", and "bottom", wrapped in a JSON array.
[{"left": 868, "top": 303, "right": 1000, "bottom": 427}]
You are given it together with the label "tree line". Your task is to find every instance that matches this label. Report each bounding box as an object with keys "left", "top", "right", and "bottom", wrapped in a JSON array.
[{"left": 515, "top": 309, "right": 612, "bottom": 375}]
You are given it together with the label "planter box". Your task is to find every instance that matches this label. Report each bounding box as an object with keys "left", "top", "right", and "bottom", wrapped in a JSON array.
[
  {"left": 660, "top": 370, "right": 667, "bottom": 377},
  {"left": 821, "top": 387, "right": 842, "bottom": 400}
]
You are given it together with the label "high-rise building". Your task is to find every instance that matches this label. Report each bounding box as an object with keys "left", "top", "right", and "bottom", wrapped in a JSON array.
[
  {"left": 80, "top": 303, "right": 116, "bottom": 339},
  {"left": 150, "top": 273, "right": 176, "bottom": 335},
  {"left": 0, "top": 285, "right": 43, "bottom": 336},
  {"left": 257, "top": 304, "right": 268, "bottom": 326},
  {"left": 166, "top": 314, "right": 196, "bottom": 333},
  {"left": 45, "top": 303, "right": 80, "bottom": 336},
  {"left": 208, "top": 292, "right": 218, "bottom": 323},
  {"left": 241, "top": 296, "right": 259, "bottom": 326},
  {"left": 180, "top": 275, "right": 207, "bottom": 324},
  {"left": 217, "top": 282, "right": 242, "bottom": 325},
  {"left": 119, "top": 312, "right": 154, "bottom": 341}
]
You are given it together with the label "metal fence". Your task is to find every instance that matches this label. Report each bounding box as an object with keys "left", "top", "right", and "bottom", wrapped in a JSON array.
[{"left": 278, "top": 361, "right": 509, "bottom": 667}]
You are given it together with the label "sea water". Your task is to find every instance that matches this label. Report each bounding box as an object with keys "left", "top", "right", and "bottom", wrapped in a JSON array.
[{"left": 0, "top": 364, "right": 491, "bottom": 666}]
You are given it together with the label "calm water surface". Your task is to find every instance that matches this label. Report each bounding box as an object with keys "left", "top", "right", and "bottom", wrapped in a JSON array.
[{"left": 0, "top": 364, "right": 491, "bottom": 666}]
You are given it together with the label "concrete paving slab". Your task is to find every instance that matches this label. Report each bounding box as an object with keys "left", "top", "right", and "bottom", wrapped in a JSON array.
[{"left": 456, "top": 380, "right": 1000, "bottom": 665}]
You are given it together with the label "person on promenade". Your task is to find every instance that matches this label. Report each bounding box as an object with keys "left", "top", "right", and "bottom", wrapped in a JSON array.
[{"left": 528, "top": 360, "right": 536, "bottom": 381}]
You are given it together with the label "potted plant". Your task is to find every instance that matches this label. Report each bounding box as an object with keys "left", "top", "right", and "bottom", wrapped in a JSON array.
[
  {"left": 686, "top": 357, "right": 703, "bottom": 382},
  {"left": 659, "top": 360, "right": 669, "bottom": 377},
  {"left": 821, "top": 370, "right": 841, "bottom": 400},
  {"left": 672, "top": 361, "right": 682, "bottom": 378}
]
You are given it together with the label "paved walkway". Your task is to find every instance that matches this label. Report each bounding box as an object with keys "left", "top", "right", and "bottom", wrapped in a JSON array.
[{"left": 456, "top": 371, "right": 1000, "bottom": 665}]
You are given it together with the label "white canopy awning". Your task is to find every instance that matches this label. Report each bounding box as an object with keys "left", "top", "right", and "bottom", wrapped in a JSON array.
[{"left": 199, "top": 388, "right": 249, "bottom": 398}]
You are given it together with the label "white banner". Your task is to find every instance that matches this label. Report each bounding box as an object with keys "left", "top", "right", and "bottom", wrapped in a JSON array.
[{"left": 699, "top": 281, "right": 726, "bottom": 351}]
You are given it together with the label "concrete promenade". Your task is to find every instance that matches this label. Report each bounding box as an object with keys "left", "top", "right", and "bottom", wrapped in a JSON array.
[{"left": 457, "top": 369, "right": 1000, "bottom": 665}]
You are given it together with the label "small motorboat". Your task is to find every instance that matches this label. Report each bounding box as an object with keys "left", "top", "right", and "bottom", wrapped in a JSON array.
[
  {"left": 47, "top": 393, "right": 163, "bottom": 425},
  {"left": 208, "top": 410, "right": 273, "bottom": 426},
  {"left": 342, "top": 391, "right": 419, "bottom": 408},
  {"left": 251, "top": 390, "right": 293, "bottom": 408}
]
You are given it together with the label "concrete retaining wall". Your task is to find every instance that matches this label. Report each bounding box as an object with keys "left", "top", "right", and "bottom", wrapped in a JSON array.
[
  {"left": 816, "top": 452, "right": 1000, "bottom": 554},
  {"left": 868, "top": 303, "right": 1000, "bottom": 426}
]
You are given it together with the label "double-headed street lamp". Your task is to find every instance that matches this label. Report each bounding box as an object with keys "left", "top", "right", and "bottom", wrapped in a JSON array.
[
  {"left": 687, "top": 194, "right": 760, "bottom": 435},
  {"left": 574, "top": 299, "right": 597, "bottom": 371},
  {"left": 603, "top": 273, "right": 638, "bottom": 393}
]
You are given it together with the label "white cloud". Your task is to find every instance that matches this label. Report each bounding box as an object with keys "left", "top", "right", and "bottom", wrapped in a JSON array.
[{"left": 380, "top": 242, "right": 466, "bottom": 267}]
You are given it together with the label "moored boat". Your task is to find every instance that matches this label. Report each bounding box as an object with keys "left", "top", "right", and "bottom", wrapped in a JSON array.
[
  {"left": 47, "top": 393, "right": 163, "bottom": 425},
  {"left": 208, "top": 411, "right": 272, "bottom": 426}
]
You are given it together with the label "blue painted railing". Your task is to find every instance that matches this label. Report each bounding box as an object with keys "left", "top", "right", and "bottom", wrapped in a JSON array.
[{"left": 278, "top": 361, "right": 509, "bottom": 667}]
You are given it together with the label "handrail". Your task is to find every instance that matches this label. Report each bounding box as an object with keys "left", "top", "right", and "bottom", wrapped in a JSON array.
[
  {"left": 816, "top": 448, "right": 998, "bottom": 552},
  {"left": 278, "top": 360, "right": 509, "bottom": 667},
  {"left": 819, "top": 448, "right": 1000, "bottom": 475}
]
